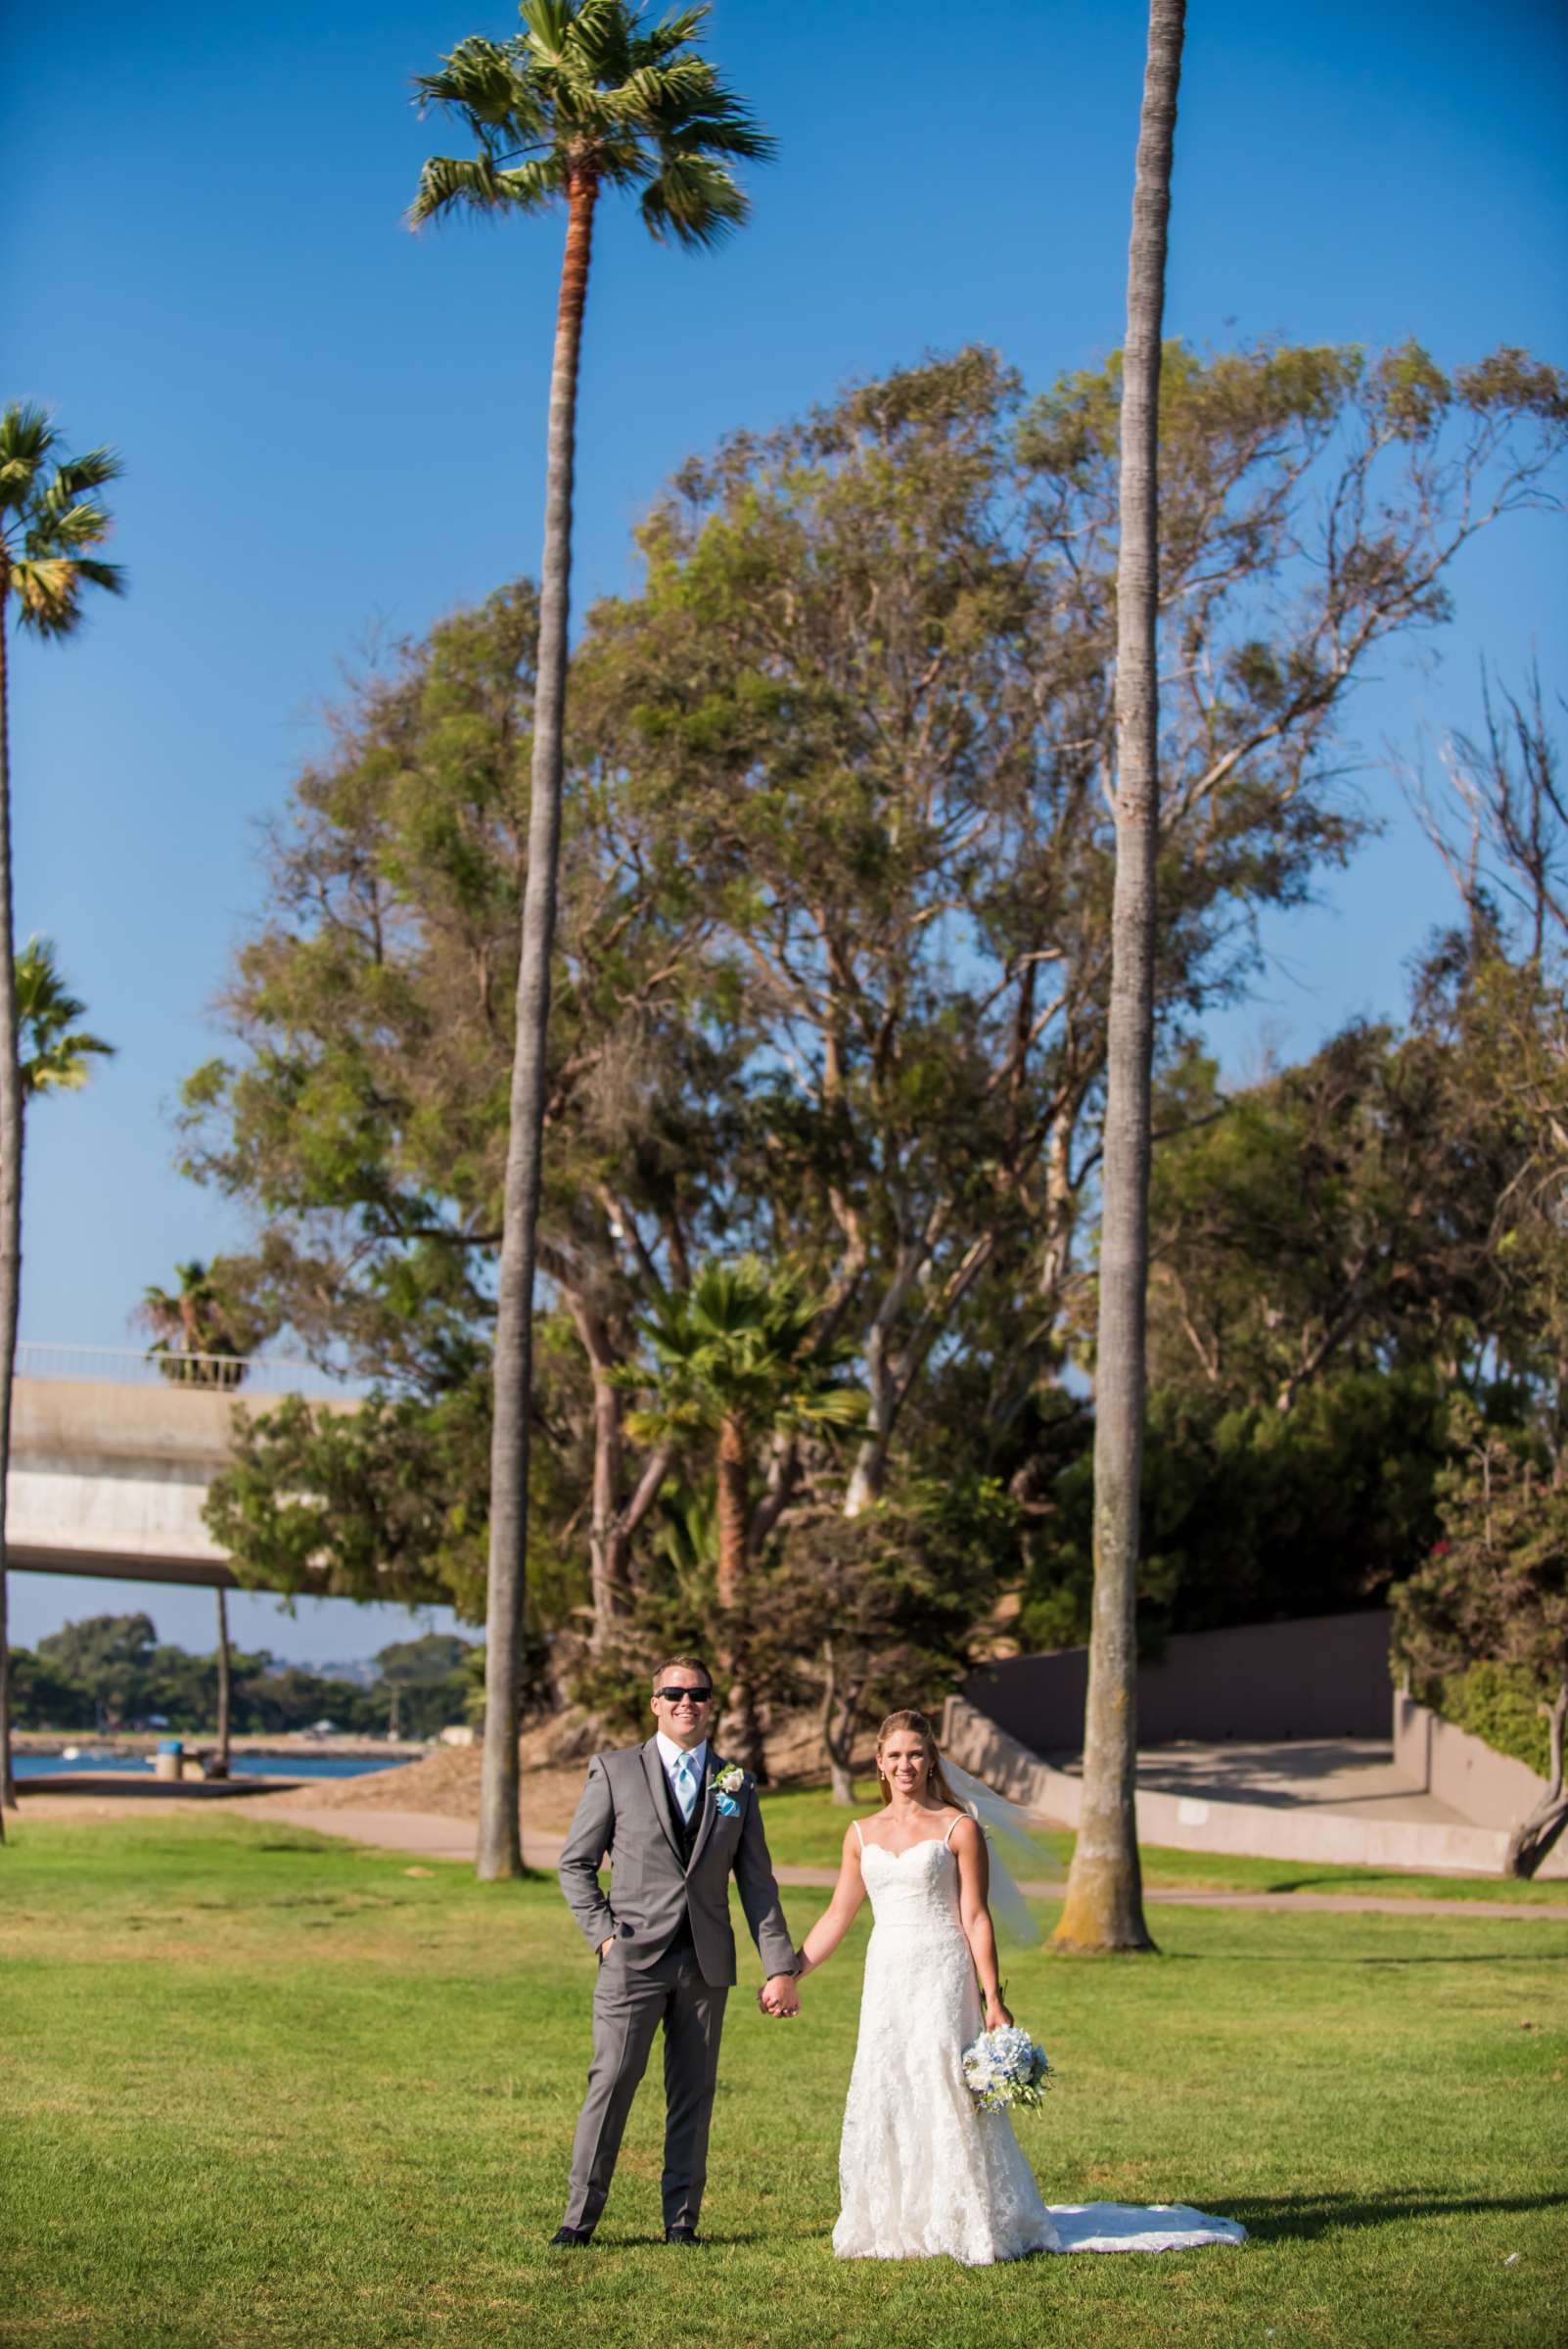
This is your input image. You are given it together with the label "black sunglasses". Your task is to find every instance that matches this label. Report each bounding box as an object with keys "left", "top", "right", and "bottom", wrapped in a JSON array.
[{"left": 654, "top": 1685, "right": 714, "bottom": 1705}]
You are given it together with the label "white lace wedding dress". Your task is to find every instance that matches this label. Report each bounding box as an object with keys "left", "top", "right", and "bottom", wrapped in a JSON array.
[{"left": 833, "top": 1819, "right": 1246, "bottom": 2266}]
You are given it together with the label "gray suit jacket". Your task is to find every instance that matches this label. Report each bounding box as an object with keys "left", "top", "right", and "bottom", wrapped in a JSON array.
[{"left": 557, "top": 1740, "right": 797, "bottom": 1988}]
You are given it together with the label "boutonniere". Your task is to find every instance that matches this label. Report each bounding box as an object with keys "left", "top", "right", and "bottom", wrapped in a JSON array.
[{"left": 713, "top": 1763, "right": 745, "bottom": 1817}]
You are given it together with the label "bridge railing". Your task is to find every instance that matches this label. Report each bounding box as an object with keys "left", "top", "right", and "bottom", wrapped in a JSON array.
[{"left": 15, "top": 1343, "right": 352, "bottom": 1398}]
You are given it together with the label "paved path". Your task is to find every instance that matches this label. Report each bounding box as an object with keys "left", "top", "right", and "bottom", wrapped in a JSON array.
[
  {"left": 250, "top": 1801, "right": 1568, "bottom": 1923},
  {"left": 245, "top": 1803, "right": 487, "bottom": 1858}
]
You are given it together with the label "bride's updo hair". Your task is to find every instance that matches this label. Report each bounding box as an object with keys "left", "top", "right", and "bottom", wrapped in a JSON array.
[{"left": 874, "top": 1709, "right": 963, "bottom": 1813}]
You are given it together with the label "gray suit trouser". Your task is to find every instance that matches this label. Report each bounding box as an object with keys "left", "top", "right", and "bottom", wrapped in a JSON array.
[{"left": 562, "top": 1940, "right": 729, "bottom": 2234}]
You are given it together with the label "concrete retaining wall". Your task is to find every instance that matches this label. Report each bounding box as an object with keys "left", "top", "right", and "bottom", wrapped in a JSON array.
[
  {"left": 941, "top": 1693, "right": 1568, "bottom": 1879},
  {"left": 963, "top": 1608, "right": 1394, "bottom": 1750},
  {"left": 1393, "top": 1694, "right": 1555, "bottom": 1835}
]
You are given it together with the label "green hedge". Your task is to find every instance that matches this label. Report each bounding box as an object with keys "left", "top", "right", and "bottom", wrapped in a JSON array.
[{"left": 1434, "top": 1662, "right": 1550, "bottom": 1778}]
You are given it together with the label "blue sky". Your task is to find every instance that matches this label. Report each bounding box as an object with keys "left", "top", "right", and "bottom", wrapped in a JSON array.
[{"left": 6, "top": 0, "right": 1565, "bottom": 1663}]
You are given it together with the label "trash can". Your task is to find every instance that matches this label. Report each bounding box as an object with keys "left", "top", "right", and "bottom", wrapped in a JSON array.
[{"left": 154, "top": 1737, "right": 184, "bottom": 1782}]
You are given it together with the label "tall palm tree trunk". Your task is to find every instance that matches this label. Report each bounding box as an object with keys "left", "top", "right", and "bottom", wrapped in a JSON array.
[
  {"left": 715, "top": 1412, "right": 762, "bottom": 1775},
  {"left": 0, "top": 594, "right": 20, "bottom": 1831},
  {"left": 1053, "top": 0, "right": 1184, "bottom": 1956},
  {"left": 715, "top": 1413, "right": 747, "bottom": 1615},
  {"left": 478, "top": 170, "right": 600, "bottom": 1881},
  {"left": 585, "top": 1361, "right": 626, "bottom": 1650},
  {"left": 214, "top": 1586, "right": 232, "bottom": 1775}
]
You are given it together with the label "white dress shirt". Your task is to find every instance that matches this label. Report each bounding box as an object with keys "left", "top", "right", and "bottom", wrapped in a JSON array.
[{"left": 655, "top": 1731, "right": 708, "bottom": 1820}]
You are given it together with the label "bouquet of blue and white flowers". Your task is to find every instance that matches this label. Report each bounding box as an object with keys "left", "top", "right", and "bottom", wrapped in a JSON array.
[{"left": 961, "top": 2024, "right": 1052, "bottom": 2113}]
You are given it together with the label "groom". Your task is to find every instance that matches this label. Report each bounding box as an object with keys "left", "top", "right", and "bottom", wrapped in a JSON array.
[{"left": 554, "top": 1654, "right": 801, "bottom": 2246}]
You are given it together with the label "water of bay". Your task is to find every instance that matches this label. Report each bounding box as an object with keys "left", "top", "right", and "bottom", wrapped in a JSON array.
[{"left": 15, "top": 1752, "right": 414, "bottom": 1780}]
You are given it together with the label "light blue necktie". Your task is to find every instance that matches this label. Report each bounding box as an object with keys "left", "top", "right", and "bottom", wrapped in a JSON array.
[{"left": 673, "top": 1750, "right": 698, "bottom": 1823}]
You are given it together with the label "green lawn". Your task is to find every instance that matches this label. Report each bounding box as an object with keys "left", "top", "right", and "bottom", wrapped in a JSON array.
[
  {"left": 756, "top": 1782, "right": 1568, "bottom": 1904},
  {"left": 2, "top": 1815, "right": 1565, "bottom": 2349}
]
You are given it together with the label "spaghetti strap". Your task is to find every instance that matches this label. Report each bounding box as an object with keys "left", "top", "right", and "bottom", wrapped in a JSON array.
[
  {"left": 852, "top": 1819, "right": 864, "bottom": 1851},
  {"left": 943, "top": 1813, "right": 963, "bottom": 1847}
]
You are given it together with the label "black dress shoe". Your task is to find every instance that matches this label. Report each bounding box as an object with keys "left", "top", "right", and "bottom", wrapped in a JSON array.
[
  {"left": 664, "top": 2226, "right": 702, "bottom": 2246},
  {"left": 550, "top": 2225, "right": 594, "bottom": 2247}
]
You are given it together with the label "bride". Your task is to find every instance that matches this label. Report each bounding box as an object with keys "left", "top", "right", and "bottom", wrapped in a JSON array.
[{"left": 778, "top": 1707, "right": 1245, "bottom": 2265}]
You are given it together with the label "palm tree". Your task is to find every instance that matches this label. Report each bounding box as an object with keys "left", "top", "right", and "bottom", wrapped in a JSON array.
[
  {"left": 141, "top": 1254, "right": 260, "bottom": 1776},
  {"left": 623, "top": 1258, "right": 864, "bottom": 1777},
  {"left": 411, "top": 0, "right": 772, "bottom": 1878},
  {"left": 16, "top": 938, "right": 115, "bottom": 1099},
  {"left": 1053, "top": 0, "right": 1185, "bottom": 1956},
  {"left": 0, "top": 402, "right": 123, "bottom": 1832},
  {"left": 140, "top": 1260, "right": 259, "bottom": 1388}
]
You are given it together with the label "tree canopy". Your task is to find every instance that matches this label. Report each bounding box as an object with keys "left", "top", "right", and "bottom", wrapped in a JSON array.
[{"left": 180, "top": 338, "right": 1568, "bottom": 1777}]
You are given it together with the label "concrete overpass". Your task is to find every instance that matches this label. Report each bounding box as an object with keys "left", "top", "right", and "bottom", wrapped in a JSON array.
[{"left": 6, "top": 1347, "right": 357, "bottom": 1590}]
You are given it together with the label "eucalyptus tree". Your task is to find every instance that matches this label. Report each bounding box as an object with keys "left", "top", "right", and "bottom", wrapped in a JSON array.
[
  {"left": 0, "top": 403, "right": 122, "bottom": 1828},
  {"left": 577, "top": 332, "right": 1566, "bottom": 1549},
  {"left": 411, "top": 0, "right": 772, "bottom": 1878},
  {"left": 1054, "top": 0, "right": 1185, "bottom": 1958},
  {"left": 1401, "top": 665, "right": 1568, "bottom": 966}
]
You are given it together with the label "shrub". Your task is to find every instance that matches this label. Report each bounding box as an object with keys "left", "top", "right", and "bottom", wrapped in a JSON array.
[{"left": 1433, "top": 1661, "right": 1550, "bottom": 1778}]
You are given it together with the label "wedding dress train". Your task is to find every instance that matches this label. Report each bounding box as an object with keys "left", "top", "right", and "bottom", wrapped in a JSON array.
[{"left": 832, "top": 1821, "right": 1245, "bottom": 2266}]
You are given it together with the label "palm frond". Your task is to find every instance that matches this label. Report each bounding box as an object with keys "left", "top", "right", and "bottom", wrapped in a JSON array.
[
  {"left": 566, "top": 0, "right": 635, "bottom": 84},
  {"left": 796, "top": 1386, "right": 868, "bottom": 1430},
  {"left": 657, "top": 101, "right": 774, "bottom": 163},
  {"left": 70, "top": 557, "right": 126, "bottom": 595},
  {"left": 642, "top": 7, "right": 712, "bottom": 59},
  {"left": 16, "top": 937, "right": 115, "bottom": 1100},
  {"left": 521, "top": 0, "right": 575, "bottom": 69},
  {"left": 53, "top": 446, "right": 124, "bottom": 497},
  {"left": 592, "top": 133, "right": 660, "bottom": 191},
  {"left": 413, "top": 36, "right": 539, "bottom": 134},
  {"left": 496, "top": 157, "right": 570, "bottom": 209},
  {"left": 31, "top": 494, "right": 116, "bottom": 552},
  {"left": 410, "top": 150, "right": 564, "bottom": 224},
  {"left": 11, "top": 557, "right": 87, "bottom": 633},
  {"left": 0, "top": 402, "right": 59, "bottom": 514},
  {"left": 15, "top": 938, "right": 87, "bottom": 1026},
  {"left": 0, "top": 399, "right": 56, "bottom": 450},
  {"left": 686, "top": 93, "right": 775, "bottom": 162},
  {"left": 640, "top": 153, "right": 749, "bottom": 248},
  {"left": 23, "top": 1033, "right": 115, "bottom": 1094},
  {"left": 612, "top": 56, "right": 715, "bottom": 123}
]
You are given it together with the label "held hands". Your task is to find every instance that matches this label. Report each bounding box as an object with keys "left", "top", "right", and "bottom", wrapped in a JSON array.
[{"left": 599, "top": 1934, "right": 800, "bottom": 2016}]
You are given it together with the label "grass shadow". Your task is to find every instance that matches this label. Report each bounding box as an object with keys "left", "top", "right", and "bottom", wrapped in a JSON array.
[
  {"left": 1227, "top": 2188, "right": 1568, "bottom": 2241},
  {"left": 1210, "top": 1950, "right": 1568, "bottom": 1967}
]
